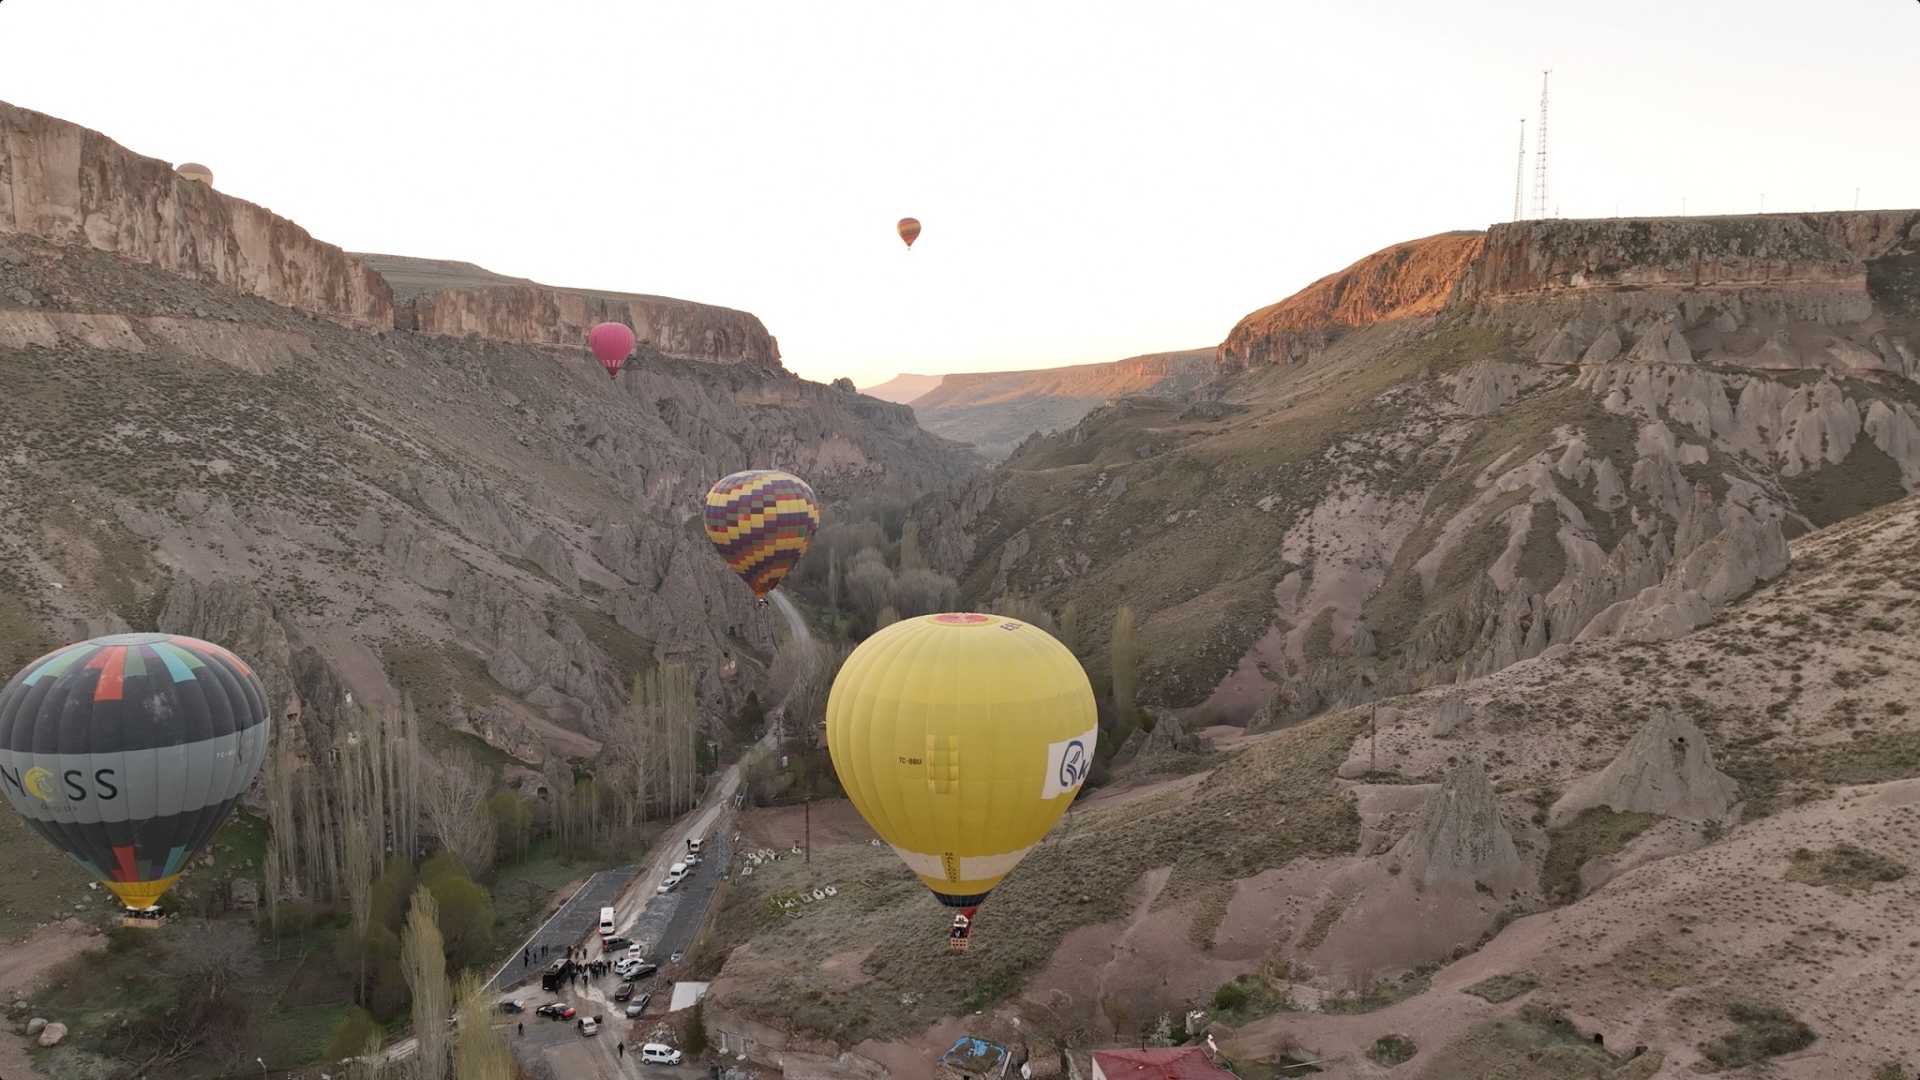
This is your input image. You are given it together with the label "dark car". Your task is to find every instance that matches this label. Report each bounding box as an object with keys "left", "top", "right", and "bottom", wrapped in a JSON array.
[
  {"left": 625, "top": 992, "right": 651, "bottom": 1019},
  {"left": 621, "top": 961, "right": 659, "bottom": 981},
  {"left": 498, "top": 999, "right": 525, "bottom": 1014},
  {"left": 534, "top": 1002, "right": 576, "bottom": 1021},
  {"left": 601, "top": 936, "right": 633, "bottom": 954},
  {"left": 614, "top": 982, "right": 634, "bottom": 1002}
]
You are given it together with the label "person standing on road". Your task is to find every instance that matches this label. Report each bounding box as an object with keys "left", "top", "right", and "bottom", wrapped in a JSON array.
[
  {"left": 518, "top": 1022, "right": 524, "bottom": 1037},
  {"left": 618, "top": 1042, "right": 624, "bottom": 1058}
]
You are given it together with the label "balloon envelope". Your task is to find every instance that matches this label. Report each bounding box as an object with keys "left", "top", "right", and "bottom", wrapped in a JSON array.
[
  {"left": 897, "top": 218, "right": 921, "bottom": 249},
  {"left": 0, "top": 633, "right": 271, "bottom": 910},
  {"left": 589, "top": 322, "right": 636, "bottom": 378},
  {"left": 703, "top": 471, "right": 820, "bottom": 597},
  {"left": 826, "top": 614, "right": 1096, "bottom": 919}
]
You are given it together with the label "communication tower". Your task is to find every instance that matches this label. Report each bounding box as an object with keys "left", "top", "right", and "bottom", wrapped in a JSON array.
[
  {"left": 1512, "top": 119, "right": 1527, "bottom": 221},
  {"left": 1531, "top": 71, "right": 1551, "bottom": 220}
]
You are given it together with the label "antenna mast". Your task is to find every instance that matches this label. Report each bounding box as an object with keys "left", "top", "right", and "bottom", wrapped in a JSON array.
[
  {"left": 1531, "top": 70, "right": 1551, "bottom": 220},
  {"left": 1512, "top": 118, "right": 1527, "bottom": 221}
]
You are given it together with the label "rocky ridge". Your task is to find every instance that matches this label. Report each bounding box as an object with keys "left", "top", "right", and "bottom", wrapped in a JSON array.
[
  {"left": 915, "top": 210, "right": 1920, "bottom": 721},
  {"left": 0, "top": 102, "right": 974, "bottom": 787}
]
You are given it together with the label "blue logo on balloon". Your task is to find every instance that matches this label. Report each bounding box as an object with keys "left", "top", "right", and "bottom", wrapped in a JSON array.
[{"left": 1058, "top": 740, "right": 1089, "bottom": 788}]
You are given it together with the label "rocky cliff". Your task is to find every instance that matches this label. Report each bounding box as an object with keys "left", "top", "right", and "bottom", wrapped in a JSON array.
[
  {"left": 1215, "top": 231, "right": 1485, "bottom": 371},
  {"left": 0, "top": 103, "right": 973, "bottom": 787},
  {"left": 360, "top": 254, "right": 780, "bottom": 367},
  {"left": 0, "top": 100, "right": 392, "bottom": 329},
  {"left": 915, "top": 211, "right": 1920, "bottom": 721}
]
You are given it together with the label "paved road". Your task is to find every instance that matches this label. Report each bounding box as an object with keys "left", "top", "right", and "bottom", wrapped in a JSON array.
[{"left": 488, "top": 863, "right": 640, "bottom": 994}]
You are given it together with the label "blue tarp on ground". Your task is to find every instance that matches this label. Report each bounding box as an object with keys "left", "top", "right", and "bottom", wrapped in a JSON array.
[{"left": 940, "top": 1035, "right": 1008, "bottom": 1072}]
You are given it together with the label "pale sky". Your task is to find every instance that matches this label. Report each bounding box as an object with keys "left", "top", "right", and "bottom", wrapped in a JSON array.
[{"left": 3, "top": 1, "right": 1917, "bottom": 386}]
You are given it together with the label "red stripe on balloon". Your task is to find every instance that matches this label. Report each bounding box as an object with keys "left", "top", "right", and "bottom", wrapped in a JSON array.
[{"left": 113, "top": 845, "right": 138, "bottom": 882}]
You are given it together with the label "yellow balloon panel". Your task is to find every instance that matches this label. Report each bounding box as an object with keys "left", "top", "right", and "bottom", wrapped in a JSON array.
[{"left": 826, "top": 613, "right": 1097, "bottom": 904}]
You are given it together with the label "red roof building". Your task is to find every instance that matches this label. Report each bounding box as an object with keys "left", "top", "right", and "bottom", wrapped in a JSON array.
[{"left": 1090, "top": 1048, "right": 1236, "bottom": 1080}]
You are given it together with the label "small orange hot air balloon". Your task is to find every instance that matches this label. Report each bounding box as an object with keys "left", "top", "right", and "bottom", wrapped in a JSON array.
[{"left": 897, "top": 218, "right": 921, "bottom": 250}]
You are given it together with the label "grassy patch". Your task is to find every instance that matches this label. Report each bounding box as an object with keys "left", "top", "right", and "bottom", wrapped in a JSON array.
[
  {"left": 1785, "top": 844, "right": 1909, "bottom": 892},
  {"left": 1779, "top": 436, "right": 1908, "bottom": 528},
  {"left": 1421, "top": 1003, "right": 1622, "bottom": 1080},
  {"left": 1208, "top": 973, "right": 1297, "bottom": 1026},
  {"left": 1463, "top": 972, "right": 1538, "bottom": 1004},
  {"left": 1695, "top": 1000, "right": 1816, "bottom": 1071},
  {"left": 1298, "top": 895, "right": 1348, "bottom": 950},
  {"left": 1723, "top": 730, "right": 1920, "bottom": 817},
  {"left": 486, "top": 837, "right": 626, "bottom": 962},
  {"left": 1542, "top": 807, "right": 1660, "bottom": 903},
  {"left": 0, "top": 805, "right": 102, "bottom": 940},
  {"left": 1320, "top": 970, "right": 1430, "bottom": 1015},
  {"left": 1366, "top": 1034, "right": 1418, "bottom": 1067}
]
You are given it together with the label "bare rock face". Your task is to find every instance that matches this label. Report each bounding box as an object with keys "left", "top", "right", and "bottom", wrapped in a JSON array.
[
  {"left": 1579, "top": 503, "right": 1789, "bottom": 643},
  {"left": 0, "top": 101, "right": 391, "bottom": 328},
  {"left": 1387, "top": 761, "right": 1525, "bottom": 895},
  {"left": 365, "top": 254, "right": 780, "bottom": 366},
  {"left": 159, "top": 576, "right": 298, "bottom": 719},
  {"left": 1429, "top": 695, "right": 1471, "bottom": 737},
  {"left": 1216, "top": 231, "right": 1486, "bottom": 370},
  {"left": 1550, "top": 711, "right": 1739, "bottom": 826},
  {"left": 1142, "top": 709, "right": 1204, "bottom": 754}
]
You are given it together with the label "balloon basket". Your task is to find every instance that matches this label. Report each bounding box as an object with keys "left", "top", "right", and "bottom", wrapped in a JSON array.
[
  {"left": 121, "top": 909, "right": 168, "bottom": 930},
  {"left": 948, "top": 937, "right": 969, "bottom": 953}
]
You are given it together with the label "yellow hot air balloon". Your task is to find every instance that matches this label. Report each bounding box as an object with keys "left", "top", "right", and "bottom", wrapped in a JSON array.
[{"left": 826, "top": 613, "right": 1097, "bottom": 950}]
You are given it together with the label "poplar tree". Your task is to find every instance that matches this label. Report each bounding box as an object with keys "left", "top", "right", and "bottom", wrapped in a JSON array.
[
  {"left": 1111, "top": 605, "right": 1138, "bottom": 733},
  {"left": 402, "top": 886, "right": 450, "bottom": 1080}
]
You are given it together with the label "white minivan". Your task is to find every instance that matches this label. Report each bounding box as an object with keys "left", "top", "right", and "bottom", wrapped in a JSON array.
[
  {"left": 656, "top": 862, "right": 687, "bottom": 894},
  {"left": 598, "top": 906, "right": 616, "bottom": 936},
  {"left": 640, "top": 1043, "right": 683, "bottom": 1065}
]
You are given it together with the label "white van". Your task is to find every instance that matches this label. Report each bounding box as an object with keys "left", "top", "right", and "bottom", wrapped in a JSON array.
[
  {"left": 598, "top": 906, "right": 616, "bottom": 936},
  {"left": 656, "top": 862, "right": 687, "bottom": 894},
  {"left": 686, "top": 836, "right": 703, "bottom": 857},
  {"left": 640, "top": 1043, "right": 683, "bottom": 1065}
]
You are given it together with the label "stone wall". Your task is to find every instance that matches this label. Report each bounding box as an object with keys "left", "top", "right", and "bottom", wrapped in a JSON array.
[{"left": 0, "top": 100, "right": 392, "bottom": 329}]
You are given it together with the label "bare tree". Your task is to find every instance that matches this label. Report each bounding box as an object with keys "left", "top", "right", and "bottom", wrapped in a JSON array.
[
  {"left": 421, "top": 759, "right": 497, "bottom": 878},
  {"left": 403, "top": 885, "right": 451, "bottom": 1080},
  {"left": 889, "top": 568, "right": 957, "bottom": 617},
  {"left": 453, "top": 970, "right": 514, "bottom": 1080},
  {"left": 846, "top": 547, "right": 895, "bottom": 623},
  {"left": 1059, "top": 601, "right": 1080, "bottom": 655},
  {"left": 898, "top": 519, "right": 927, "bottom": 571}
]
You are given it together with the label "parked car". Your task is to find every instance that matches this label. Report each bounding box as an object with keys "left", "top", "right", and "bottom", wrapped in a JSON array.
[
  {"left": 613, "top": 982, "right": 634, "bottom": 1002},
  {"left": 657, "top": 862, "right": 688, "bottom": 893},
  {"left": 498, "top": 999, "right": 525, "bottom": 1013},
  {"left": 580, "top": 1016, "right": 601, "bottom": 1036},
  {"left": 625, "top": 992, "right": 652, "bottom": 1018},
  {"left": 534, "top": 1002, "right": 576, "bottom": 1021},
  {"left": 640, "top": 1042, "right": 683, "bottom": 1065},
  {"left": 601, "top": 936, "right": 633, "bottom": 954},
  {"left": 617, "top": 960, "right": 659, "bottom": 981}
]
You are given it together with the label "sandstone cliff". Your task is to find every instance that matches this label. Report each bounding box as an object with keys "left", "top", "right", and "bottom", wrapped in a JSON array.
[
  {"left": 359, "top": 253, "right": 780, "bottom": 367},
  {"left": 0, "top": 100, "right": 391, "bottom": 329},
  {"left": 1214, "top": 231, "right": 1485, "bottom": 371}
]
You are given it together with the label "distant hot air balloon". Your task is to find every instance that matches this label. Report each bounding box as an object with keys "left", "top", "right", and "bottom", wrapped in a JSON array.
[
  {"left": 703, "top": 471, "right": 820, "bottom": 607},
  {"left": 897, "top": 218, "right": 921, "bottom": 250},
  {"left": 588, "top": 322, "right": 636, "bottom": 378},
  {"left": 826, "top": 613, "right": 1097, "bottom": 950},
  {"left": 0, "top": 633, "right": 271, "bottom": 919},
  {"left": 175, "top": 163, "right": 214, "bottom": 187}
]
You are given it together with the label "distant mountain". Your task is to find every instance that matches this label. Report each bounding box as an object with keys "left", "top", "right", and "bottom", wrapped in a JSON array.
[
  {"left": 898, "top": 349, "right": 1216, "bottom": 459},
  {"left": 859, "top": 372, "right": 944, "bottom": 404}
]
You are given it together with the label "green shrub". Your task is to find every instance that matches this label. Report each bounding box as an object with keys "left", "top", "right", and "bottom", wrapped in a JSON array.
[
  {"left": 1367, "top": 1034, "right": 1418, "bottom": 1067},
  {"left": 1697, "top": 1001, "right": 1816, "bottom": 1070}
]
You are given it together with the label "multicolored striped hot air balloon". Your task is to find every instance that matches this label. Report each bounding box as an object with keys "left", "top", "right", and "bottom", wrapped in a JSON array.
[
  {"left": 702, "top": 470, "right": 820, "bottom": 607},
  {"left": 897, "top": 217, "right": 921, "bottom": 249},
  {"left": 0, "top": 633, "right": 271, "bottom": 915}
]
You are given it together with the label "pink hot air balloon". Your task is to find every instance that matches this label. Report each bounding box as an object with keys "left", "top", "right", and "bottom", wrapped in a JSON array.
[{"left": 588, "top": 322, "right": 636, "bottom": 378}]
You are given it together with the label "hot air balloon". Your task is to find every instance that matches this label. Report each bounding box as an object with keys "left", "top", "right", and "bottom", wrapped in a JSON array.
[
  {"left": 0, "top": 633, "right": 271, "bottom": 921},
  {"left": 897, "top": 218, "right": 921, "bottom": 249},
  {"left": 588, "top": 322, "right": 636, "bottom": 378},
  {"left": 825, "top": 613, "right": 1097, "bottom": 950},
  {"left": 703, "top": 471, "right": 820, "bottom": 608}
]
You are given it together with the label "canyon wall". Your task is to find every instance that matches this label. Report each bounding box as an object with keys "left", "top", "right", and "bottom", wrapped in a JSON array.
[
  {"left": 0, "top": 100, "right": 392, "bottom": 329},
  {"left": 362, "top": 253, "right": 780, "bottom": 367}
]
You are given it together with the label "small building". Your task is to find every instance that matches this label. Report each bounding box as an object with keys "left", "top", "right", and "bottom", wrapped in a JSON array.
[{"left": 1090, "top": 1047, "right": 1236, "bottom": 1080}]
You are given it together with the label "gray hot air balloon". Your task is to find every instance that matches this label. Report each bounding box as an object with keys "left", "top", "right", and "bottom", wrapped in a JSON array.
[{"left": 0, "top": 633, "right": 270, "bottom": 913}]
